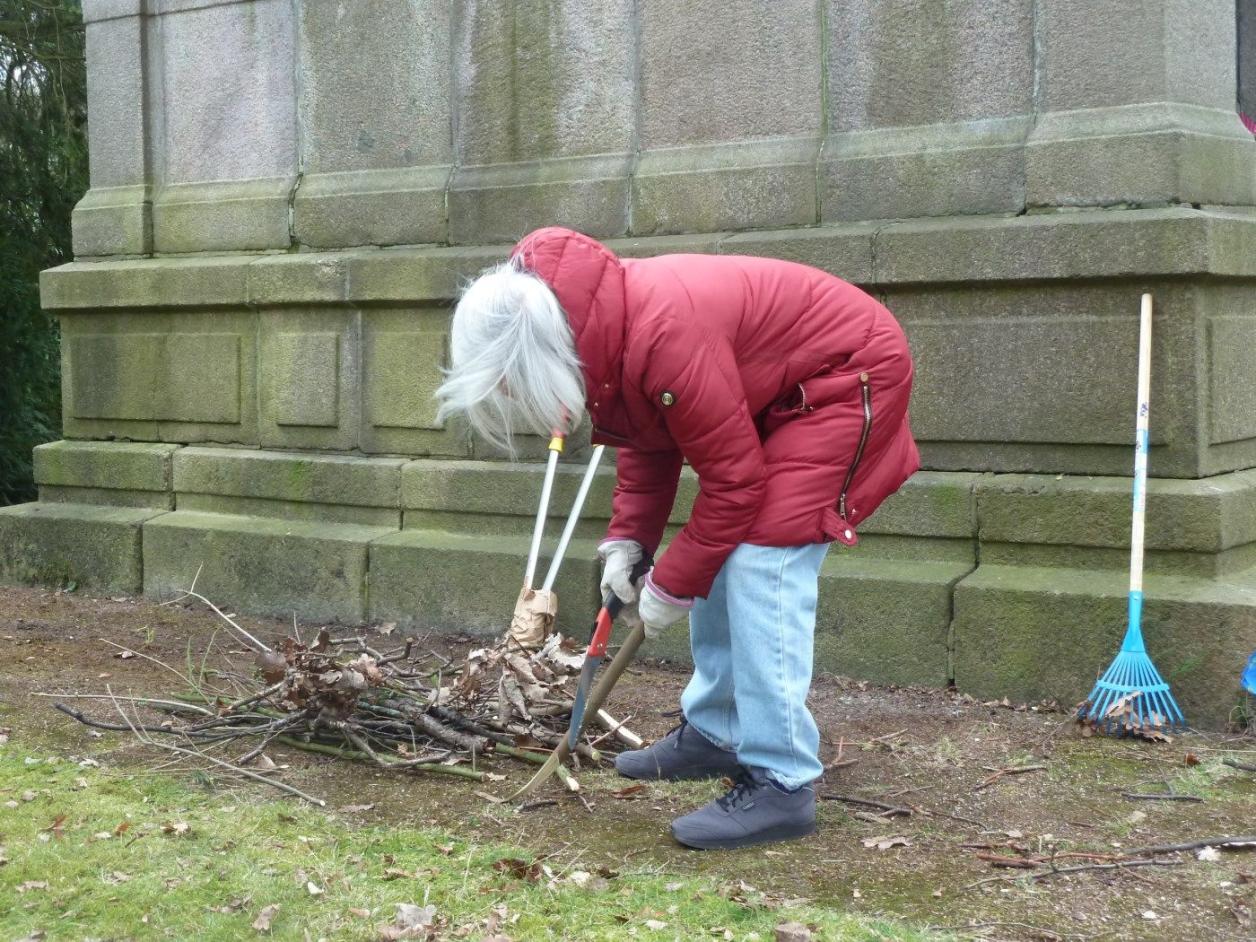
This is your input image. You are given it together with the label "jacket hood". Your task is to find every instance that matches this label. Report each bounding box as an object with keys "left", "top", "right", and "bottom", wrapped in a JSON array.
[{"left": 512, "top": 227, "right": 631, "bottom": 440}]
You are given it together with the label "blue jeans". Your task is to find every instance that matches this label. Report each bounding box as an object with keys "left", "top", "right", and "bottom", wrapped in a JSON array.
[{"left": 680, "top": 542, "right": 829, "bottom": 790}]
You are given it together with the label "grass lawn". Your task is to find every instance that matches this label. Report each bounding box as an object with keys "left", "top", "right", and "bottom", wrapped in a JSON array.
[{"left": 0, "top": 747, "right": 943, "bottom": 941}]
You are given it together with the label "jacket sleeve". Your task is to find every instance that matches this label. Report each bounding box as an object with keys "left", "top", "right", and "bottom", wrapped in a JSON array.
[
  {"left": 606, "top": 448, "right": 684, "bottom": 556},
  {"left": 642, "top": 324, "right": 767, "bottom": 599}
]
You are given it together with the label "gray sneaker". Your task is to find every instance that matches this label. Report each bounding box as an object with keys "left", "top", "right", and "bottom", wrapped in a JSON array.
[
  {"left": 614, "top": 720, "right": 742, "bottom": 781},
  {"left": 670, "top": 778, "right": 816, "bottom": 850}
]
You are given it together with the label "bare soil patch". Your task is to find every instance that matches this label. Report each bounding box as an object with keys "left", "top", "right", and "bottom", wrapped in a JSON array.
[{"left": 3, "top": 584, "right": 1255, "bottom": 941}]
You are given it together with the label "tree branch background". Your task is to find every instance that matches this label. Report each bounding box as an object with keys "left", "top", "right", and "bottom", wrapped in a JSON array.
[{"left": 0, "top": 0, "right": 85, "bottom": 505}]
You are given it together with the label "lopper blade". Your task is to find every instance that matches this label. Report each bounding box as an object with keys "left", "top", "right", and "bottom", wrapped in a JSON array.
[{"left": 566, "top": 653, "right": 604, "bottom": 750}]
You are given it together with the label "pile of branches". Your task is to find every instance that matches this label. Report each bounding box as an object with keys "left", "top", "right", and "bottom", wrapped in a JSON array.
[{"left": 51, "top": 588, "right": 643, "bottom": 804}]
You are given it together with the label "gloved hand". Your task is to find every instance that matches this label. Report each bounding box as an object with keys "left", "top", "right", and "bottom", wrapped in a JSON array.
[
  {"left": 598, "top": 538, "right": 644, "bottom": 603},
  {"left": 637, "top": 570, "right": 693, "bottom": 639}
]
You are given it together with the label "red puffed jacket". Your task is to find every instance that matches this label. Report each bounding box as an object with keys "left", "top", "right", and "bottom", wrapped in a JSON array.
[{"left": 513, "top": 227, "right": 920, "bottom": 600}]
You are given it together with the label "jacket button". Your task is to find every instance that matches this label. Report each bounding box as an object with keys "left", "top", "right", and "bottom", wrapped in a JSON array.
[{"left": 660, "top": 391, "right": 675, "bottom": 407}]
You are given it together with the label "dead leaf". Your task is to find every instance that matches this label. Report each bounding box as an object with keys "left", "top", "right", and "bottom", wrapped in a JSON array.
[
  {"left": 255, "top": 649, "right": 287, "bottom": 683},
  {"left": 643, "top": 919, "right": 668, "bottom": 931},
  {"left": 252, "top": 903, "right": 280, "bottom": 933},
  {"left": 860, "top": 835, "right": 911, "bottom": 851},
  {"left": 474, "top": 790, "right": 506, "bottom": 804},
  {"left": 1198, "top": 846, "right": 1223, "bottom": 862},
  {"left": 0, "top": 846, "right": 7, "bottom": 866},
  {"left": 1185, "top": 752, "right": 1201, "bottom": 766},
  {"left": 114, "top": 649, "right": 137, "bottom": 659},
  {"left": 493, "top": 858, "right": 542, "bottom": 882},
  {"left": 21, "top": 790, "right": 36, "bottom": 801},
  {"left": 383, "top": 868, "right": 412, "bottom": 881},
  {"left": 437, "top": 843, "right": 455, "bottom": 855},
  {"left": 1233, "top": 900, "right": 1252, "bottom": 930},
  {"left": 775, "top": 922, "right": 812, "bottom": 942},
  {"left": 114, "top": 821, "right": 132, "bottom": 836},
  {"left": 162, "top": 821, "right": 191, "bottom": 836},
  {"left": 43, "top": 814, "right": 66, "bottom": 839},
  {"left": 378, "top": 902, "right": 438, "bottom": 940},
  {"left": 306, "top": 881, "right": 324, "bottom": 896},
  {"left": 13, "top": 933, "right": 45, "bottom": 942},
  {"left": 339, "top": 803, "right": 375, "bottom": 813},
  {"left": 17, "top": 881, "right": 49, "bottom": 893},
  {"left": 103, "top": 870, "right": 131, "bottom": 885},
  {"left": 0, "top": 727, "right": 10, "bottom": 746},
  {"left": 611, "top": 784, "right": 647, "bottom": 800}
]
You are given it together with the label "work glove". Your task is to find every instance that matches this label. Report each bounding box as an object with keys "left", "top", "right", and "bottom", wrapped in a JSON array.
[
  {"left": 637, "top": 570, "right": 693, "bottom": 639},
  {"left": 598, "top": 538, "right": 644, "bottom": 603}
]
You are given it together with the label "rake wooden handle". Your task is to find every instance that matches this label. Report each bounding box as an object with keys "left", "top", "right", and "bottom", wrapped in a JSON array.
[{"left": 1126, "top": 293, "right": 1152, "bottom": 643}]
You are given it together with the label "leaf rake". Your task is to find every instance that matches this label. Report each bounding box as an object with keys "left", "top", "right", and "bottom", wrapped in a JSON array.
[{"left": 1078, "top": 293, "right": 1185, "bottom": 735}]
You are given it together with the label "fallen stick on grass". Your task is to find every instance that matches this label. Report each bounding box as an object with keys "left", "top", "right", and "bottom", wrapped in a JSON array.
[
  {"left": 594, "top": 709, "right": 643, "bottom": 749},
  {"left": 819, "top": 794, "right": 912, "bottom": 817},
  {"left": 918, "top": 806, "right": 990, "bottom": 830},
  {"left": 1119, "top": 836, "right": 1256, "bottom": 857},
  {"left": 36, "top": 692, "right": 214, "bottom": 716},
  {"left": 276, "top": 736, "right": 489, "bottom": 781},
  {"left": 101, "top": 687, "right": 327, "bottom": 807},
  {"left": 974, "top": 764, "right": 1047, "bottom": 792},
  {"left": 966, "top": 858, "right": 1182, "bottom": 890}
]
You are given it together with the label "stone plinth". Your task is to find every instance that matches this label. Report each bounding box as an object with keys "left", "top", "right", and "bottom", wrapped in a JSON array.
[{"left": 7, "top": 1, "right": 1254, "bottom": 726}]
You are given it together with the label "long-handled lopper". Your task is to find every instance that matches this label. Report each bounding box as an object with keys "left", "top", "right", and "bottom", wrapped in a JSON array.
[
  {"left": 523, "top": 432, "right": 566, "bottom": 591},
  {"left": 508, "top": 440, "right": 644, "bottom": 800}
]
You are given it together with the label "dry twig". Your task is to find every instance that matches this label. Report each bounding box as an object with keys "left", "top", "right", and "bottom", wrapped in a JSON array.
[
  {"left": 819, "top": 794, "right": 912, "bottom": 818},
  {"left": 974, "top": 764, "right": 1047, "bottom": 792},
  {"left": 967, "top": 858, "right": 1181, "bottom": 889}
]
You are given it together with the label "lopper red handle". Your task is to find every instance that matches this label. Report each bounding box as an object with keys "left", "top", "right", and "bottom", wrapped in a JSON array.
[{"left": 587, "top": 556, "right": 651, "bottom": 657}]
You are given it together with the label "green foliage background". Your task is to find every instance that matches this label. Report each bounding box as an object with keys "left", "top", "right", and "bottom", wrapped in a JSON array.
[{"left": 0, "top": 0, "right": 86, "bottom": 505}]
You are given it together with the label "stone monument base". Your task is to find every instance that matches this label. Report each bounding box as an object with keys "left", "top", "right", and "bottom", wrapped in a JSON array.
[{"left": 6, "top": 207, "right": 1256, "bottom": 726}]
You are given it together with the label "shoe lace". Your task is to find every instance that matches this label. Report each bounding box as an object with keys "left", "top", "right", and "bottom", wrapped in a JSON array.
[
  {"left": 716, "top": 778, "right": 757, "bottom": 812},
  {"left": 665, "top": 719, "right": 689, "bottom": 750}
]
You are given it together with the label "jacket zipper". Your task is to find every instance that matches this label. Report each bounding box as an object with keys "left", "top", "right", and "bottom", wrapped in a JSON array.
[{"left": 838, "top": 372, "right": 873, "bottom": 520}]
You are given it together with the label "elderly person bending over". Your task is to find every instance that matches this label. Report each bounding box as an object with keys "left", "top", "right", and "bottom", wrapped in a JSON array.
[{"left": 436, "top": 227, "right": 919, "bottom": 850}]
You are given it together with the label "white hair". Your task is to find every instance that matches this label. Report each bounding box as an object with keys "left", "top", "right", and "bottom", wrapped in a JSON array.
[{"left": 435, "top": 259, "right": 586, "bottom": 455}]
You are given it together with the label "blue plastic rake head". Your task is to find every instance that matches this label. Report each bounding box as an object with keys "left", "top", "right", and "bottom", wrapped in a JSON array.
[{"left": 1079, "top": 595, "right": 1185, "bottom": 734}]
